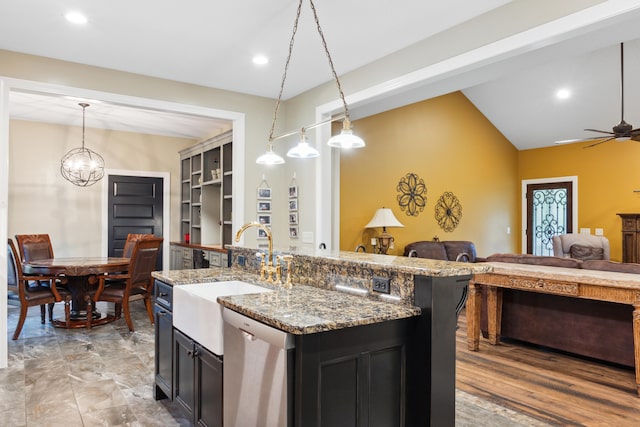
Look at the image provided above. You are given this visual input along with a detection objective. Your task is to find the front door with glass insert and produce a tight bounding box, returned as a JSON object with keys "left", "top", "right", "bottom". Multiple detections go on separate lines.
{"left": 526, "top": 182, "right": 573, "bottom": 255}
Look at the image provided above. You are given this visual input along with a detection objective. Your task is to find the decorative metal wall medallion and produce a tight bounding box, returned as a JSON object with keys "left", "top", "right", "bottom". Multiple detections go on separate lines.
{"left": 435, "top": 191, "right": 462, "bottom": 232}
{"left": 397, "top": 173, "right": 426, "bottom": 216}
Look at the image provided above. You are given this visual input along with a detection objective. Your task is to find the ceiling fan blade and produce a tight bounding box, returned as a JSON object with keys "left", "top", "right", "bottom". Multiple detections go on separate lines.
{"left": 583, "top": 137, "right": 615, "bottom": 148}
{"left": 555, "top": 135, "right": 617, "bottom": 144}
{"left": 583, "top": 128, "right": 615, "bottom": 135}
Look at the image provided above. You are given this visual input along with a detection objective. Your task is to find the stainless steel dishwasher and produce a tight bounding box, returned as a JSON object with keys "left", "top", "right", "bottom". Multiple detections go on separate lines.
{"left": 222, "top": 308, "right": 295, "bottom": 427}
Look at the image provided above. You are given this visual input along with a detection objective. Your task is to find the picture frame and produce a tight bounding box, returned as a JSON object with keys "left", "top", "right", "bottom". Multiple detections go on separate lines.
{"left": 288, "top": 185, "right": 298, "bottom": 198}
{"left": 257, "top": 214, "right": 271, "bottom": 225}
{"left": 289, "top": 226, "right": 299, "bottom": 239}
{"left": 257, "top": 187, "right": 272, "bottom": 200}
{"left": 288, "top": 198, "right": 298, "bottom": 211}
{"left": 288, "top": 212, "right": 298, "bottom": 225}
{"left": 257, "top": 201, "right": 272, "bottom": 212}
{"left": 257, "top": 228, "right": 268, "bottom": 239}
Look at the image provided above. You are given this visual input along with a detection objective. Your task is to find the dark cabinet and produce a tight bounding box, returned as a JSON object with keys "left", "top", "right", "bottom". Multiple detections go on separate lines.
{"left": 154, "top": 280, "right": 173, "bottom": 400}
{"left": 174, "top": 328, "right": 223, "bottom": 427}
{"left": 618, "top": 213, "right": 640, "bottom": 263}
{"left": 295, "top": 318, "right": 415, "bottom": 427}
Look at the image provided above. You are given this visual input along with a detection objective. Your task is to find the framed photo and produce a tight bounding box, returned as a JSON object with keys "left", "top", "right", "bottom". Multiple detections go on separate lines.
{"left": 288, "top": 212, "right": 298, "bottom": 225}
{"left": 257, "top": 187, "right": 272, "bottom": 199}
{"left": 289, "top": 198, "right": 298, "bottom": 211}
{"left": 288, "top": 185, "right": 298, "bottom": 198}
{"left": 289, "top": 226, "right": 299, "bottom": 239}
{"left": 257, "top": 228, "right": 268, "bottom": 239}
{"left": 257, "top": 201, "right": 271, "bottom": 212}
{"left": 257, "top": 214, "right": 271, "bottom": 225}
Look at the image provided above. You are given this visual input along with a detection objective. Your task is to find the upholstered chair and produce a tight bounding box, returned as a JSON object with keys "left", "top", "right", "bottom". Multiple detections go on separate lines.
{"left": 7, "top": 239, "right": 70, "bottom": 339}
{"left": 552, "top": 233, "right": 610, "bottom": 260}
{"left": 93, "top": 237, "right": 163, "bottom": 331}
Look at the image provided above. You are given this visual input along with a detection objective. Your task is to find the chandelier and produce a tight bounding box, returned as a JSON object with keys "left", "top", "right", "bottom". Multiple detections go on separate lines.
{"left": 60, "top": 103, "right": 105, "bottom": 186}
{"left": 256, "top": 0, "right": 365, "bottom": 165}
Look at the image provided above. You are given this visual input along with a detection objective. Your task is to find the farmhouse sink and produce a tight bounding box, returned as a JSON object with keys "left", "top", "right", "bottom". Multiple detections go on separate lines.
{"left": 173, "top": 281, "right": 273, "bottom": 355}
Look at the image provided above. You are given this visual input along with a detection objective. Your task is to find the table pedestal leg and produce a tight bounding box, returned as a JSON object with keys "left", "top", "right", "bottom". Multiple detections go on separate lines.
{"left": 487, "top": 286, "right": 502, "bottom": 345}
{"left": 633, "top": 303, "right": 640, "bottom": 396}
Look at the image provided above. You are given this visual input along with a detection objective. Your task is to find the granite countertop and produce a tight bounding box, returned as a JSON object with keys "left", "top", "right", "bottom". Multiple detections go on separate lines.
{"left": 217, "top": 285, "right": 421, "bottom": 335}
{"left": 152, "top": 268, "right": 421, "bottom": 334}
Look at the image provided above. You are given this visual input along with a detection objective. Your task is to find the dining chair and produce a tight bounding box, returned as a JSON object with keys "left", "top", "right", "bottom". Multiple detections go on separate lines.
{"left": 7, "top": 239, "right": 71, "bottom": 339}
{"left": 93, "top": 237, "right": 163, "bottom": 331}
{"left": 14, "top": 233, "right": 62, "bottom": 322}
{"left": 122, "top": 233, "right": 155, "bottom": 258}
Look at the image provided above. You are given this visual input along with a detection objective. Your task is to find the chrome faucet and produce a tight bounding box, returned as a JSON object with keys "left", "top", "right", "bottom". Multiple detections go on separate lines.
{"left": 355, "top": 244, "right": 366, "bottom": 253}
{"left": 235, "top": 222, "right": 281, "bottom": 283}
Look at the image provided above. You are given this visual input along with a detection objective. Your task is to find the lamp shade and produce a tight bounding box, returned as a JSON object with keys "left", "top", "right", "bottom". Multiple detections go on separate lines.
{"left": 287, "top": 133, "right": 320, "bottom": 158}
{"left": 365, "top": 208, "right": 404, "bottom": 229}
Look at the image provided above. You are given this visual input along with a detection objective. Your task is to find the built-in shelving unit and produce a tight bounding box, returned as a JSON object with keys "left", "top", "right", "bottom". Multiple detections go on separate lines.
{"left": 180, "top": 130, "right": 232, "bottom": 246}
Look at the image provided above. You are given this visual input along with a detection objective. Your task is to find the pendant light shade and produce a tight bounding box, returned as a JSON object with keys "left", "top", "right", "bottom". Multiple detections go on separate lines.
{"left": 60, "top": 103, "right": 105, "bottom": 187}
{"left": 327, "top": 120, "right": 365, "bottom": 149}
{"left": 256, "top": 144, "right": 285, "bottom": 165}
{"left": 287, "top": 130, "right": 320, "bottom": 158}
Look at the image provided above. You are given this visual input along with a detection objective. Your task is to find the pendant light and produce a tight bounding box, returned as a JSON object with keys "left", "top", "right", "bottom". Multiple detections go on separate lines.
{"left": 256, "top": 0, "right": 365, "bottom": 165}
{"left": 60, "top": 103, "right": 105, "bottom": 186}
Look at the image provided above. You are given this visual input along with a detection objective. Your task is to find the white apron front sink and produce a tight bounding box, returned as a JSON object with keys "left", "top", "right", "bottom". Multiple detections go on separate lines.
{"left": 172, "top": 281, "right": 272, "bottom": 355}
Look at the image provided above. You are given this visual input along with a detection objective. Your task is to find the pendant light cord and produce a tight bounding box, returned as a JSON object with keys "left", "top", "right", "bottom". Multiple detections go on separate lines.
{"left": 268, "top": 0, "right": 303, "bottom": 143}
{"left": 268, "top": 0, "right": 351, "bottom": 143}
{"left": 308, "top": 0, "right": 350, "bottom": 121}
{"left": 79, "top": 102, "right": 89, "bottom": 150}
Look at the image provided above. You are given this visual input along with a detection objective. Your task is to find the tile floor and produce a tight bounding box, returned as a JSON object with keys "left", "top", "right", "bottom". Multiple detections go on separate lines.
{"left": 2, "top": 301, "right": 546, "bottom": 426}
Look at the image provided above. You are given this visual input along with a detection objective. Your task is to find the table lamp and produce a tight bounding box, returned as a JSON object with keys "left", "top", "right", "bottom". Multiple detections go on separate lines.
{"left": 365, "top": 207, "right": 404, "bottom": 254}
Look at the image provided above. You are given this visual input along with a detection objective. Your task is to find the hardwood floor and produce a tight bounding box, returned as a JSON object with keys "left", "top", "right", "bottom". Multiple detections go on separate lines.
{"left": 456, "top": 313, "right": 640, "bottom": 426}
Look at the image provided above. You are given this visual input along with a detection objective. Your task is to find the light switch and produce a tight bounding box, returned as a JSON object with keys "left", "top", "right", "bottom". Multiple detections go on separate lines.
{"left": 595, "top": 228, "right": 604, "bottom": 236}
{"left": 580, "top": 228, "right": 591, "bottom": 234}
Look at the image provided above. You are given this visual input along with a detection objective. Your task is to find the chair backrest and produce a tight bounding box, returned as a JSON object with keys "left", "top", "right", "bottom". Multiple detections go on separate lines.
{"left": 552, "top": 233, "right": 610, "bottom": 260}
{"left": 15, "top": 234, "right": 54, "bottom": 262}
{"left": 128, "top": 237, "right": 164, "bottom": 290}
{"left": 7, "top": 239, "right": 20, "bottom": 292}
{"left": 122, "top": 233, "right": 155, "bottom": 258}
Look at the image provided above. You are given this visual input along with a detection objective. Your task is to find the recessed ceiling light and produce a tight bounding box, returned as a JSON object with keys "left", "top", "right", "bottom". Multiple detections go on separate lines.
{"left": 65, "top": 11, "right": 88, "bottom": 24}
{"left": 252, "top": 55, "right": 268, "bottom": 65}
{"left": 556, "top": 88, "right": 571, "bottom": 100}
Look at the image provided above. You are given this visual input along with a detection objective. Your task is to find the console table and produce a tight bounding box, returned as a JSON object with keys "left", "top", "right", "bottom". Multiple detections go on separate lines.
{"left": 466, "top": 262, "right": 640, "bottom": 396}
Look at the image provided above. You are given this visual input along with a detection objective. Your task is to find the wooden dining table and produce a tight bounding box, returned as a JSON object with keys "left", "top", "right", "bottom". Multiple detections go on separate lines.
{"left": 23, "top": 257, "right": 130, "bottom": 329}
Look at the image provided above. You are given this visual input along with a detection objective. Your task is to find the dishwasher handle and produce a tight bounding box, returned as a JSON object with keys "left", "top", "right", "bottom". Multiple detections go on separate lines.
{"left": 222, "top": 307, "right": 294, "bottom": 350}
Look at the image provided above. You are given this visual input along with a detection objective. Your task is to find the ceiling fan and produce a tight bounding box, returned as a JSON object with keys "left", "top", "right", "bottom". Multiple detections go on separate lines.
{"left": 555, "top": 43, "right": 640, "bottom": 148}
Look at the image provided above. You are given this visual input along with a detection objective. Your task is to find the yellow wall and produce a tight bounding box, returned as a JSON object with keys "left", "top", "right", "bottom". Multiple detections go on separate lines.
{"left": 340, "top": 92, "right": 519, "bottom": 257}
{"left": 519, "top": 141, "right": 640, "bottom": 262}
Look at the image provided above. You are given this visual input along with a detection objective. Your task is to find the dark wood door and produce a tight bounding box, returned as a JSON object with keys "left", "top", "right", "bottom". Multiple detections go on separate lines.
{"left": 108, "top": 175, "right": 163, "bottom": 269}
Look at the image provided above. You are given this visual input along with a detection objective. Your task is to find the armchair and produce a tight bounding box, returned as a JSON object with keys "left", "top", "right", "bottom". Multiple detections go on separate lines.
{"left": 552, "top": 233, "right": 610, "bottom": 260}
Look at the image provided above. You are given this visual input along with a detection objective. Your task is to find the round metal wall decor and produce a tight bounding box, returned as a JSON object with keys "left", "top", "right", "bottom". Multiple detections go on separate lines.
{"left": 396, "top": 173, "right": 426, "bottom": 216}
{"left": 435, "top": 191, "right": 462, "bottom": 232}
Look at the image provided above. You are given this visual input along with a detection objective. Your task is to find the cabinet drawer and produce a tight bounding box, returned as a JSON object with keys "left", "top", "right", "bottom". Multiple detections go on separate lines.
{"left": 208, "top": 251, "right": 222, "bottom": 267}
{"left": 154, "top": 280, "right": 173, "bottom": 311}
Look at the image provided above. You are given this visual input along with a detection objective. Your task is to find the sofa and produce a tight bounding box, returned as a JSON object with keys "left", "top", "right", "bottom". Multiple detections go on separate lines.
{"left": 403, "top": 241, "right": 477, "bottom": 262}
{"left": 480, "top": 253, "right": 640, "bottom": 367}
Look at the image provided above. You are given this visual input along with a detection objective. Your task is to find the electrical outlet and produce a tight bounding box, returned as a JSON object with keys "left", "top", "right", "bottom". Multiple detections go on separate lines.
{"left": 237, "top": 255, "right": 245, "bottom": 267}
{"left": 372, "top": 276, "right": 391, "bottom": 294}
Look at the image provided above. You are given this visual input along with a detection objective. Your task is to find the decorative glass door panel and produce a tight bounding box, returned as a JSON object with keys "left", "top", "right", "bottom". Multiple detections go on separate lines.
{"left": 526, "top": 182, "right": 573, "bottom": 255}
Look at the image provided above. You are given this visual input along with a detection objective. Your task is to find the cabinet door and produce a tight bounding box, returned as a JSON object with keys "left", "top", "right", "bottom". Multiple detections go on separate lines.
{"left": 174, "top": 329, "right": 196, "bottom": 419}
{"left": 195, "top": 344, "right": 223, "bottom": 427}
{"left": 154, "top": 303, "right": 173, "bottom": 400}
{"left": 170, "top": 246, "right": 184, "bottom": 270}
{"left": 295, "top": 319, "right": 411, "bottom": 427}
{"left": 622, "top": 231, "right": 636, "bottom": 263}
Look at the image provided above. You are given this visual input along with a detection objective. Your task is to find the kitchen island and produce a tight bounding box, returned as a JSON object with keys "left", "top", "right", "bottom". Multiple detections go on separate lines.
{"left": 152, "top": 249, "right": 490, "bottom": 426}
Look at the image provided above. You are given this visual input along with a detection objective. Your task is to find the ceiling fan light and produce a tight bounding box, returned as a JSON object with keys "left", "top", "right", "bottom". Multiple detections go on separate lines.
{"left": 256, "top": 145, "right": 285, "bottom": 165}
{"left": 616, "top": 136, "right": 631, "bottom": 142}
{"left": 327, "top": 120, "right": 365, "bottom": 149}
